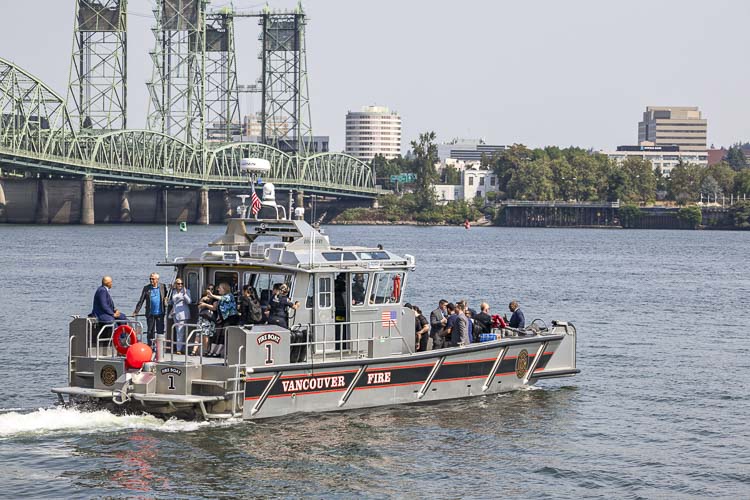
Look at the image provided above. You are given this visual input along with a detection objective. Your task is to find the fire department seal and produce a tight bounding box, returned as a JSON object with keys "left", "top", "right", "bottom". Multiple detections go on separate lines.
{"left": 515, "top": 349, "right": 529, "bottom": 379}
{"left": 100, "top": 365, "right": 117, "bottom": 387}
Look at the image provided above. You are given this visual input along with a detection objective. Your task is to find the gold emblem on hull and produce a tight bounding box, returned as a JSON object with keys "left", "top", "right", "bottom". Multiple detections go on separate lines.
{"left": 100, "top": 365, "right": 117, "bottom": 387}
{"left": 515, "top": 349, "right": 529, "bottom": 379}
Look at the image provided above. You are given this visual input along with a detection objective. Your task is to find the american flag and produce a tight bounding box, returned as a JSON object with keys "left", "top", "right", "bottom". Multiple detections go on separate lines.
{"left": 250, "top": 190, "right": 262, "bottom": 216}
{"left": 381, "top": 310, "right": 397, "bottom": 327}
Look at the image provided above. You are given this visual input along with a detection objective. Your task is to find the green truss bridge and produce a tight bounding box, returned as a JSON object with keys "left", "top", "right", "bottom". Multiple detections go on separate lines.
{"left": 0, "top": 57, "right": 380, "bottom": 199}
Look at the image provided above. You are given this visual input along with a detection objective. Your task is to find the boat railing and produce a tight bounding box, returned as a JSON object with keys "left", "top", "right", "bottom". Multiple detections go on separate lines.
{"left": 290, "top": 318, "right": 413, "bottom": 362}
{"left": 90, "top": 319, "right": 145, "bottom": 360}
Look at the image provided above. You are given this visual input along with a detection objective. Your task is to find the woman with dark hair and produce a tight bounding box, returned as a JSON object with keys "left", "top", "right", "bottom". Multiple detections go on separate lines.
{"left": 240, "top": 285, "right": 263, "bottom": 324}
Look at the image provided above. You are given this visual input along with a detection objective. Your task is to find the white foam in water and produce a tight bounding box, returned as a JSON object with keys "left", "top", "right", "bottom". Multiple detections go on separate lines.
{"left": 0, "top": 407, "right": 240, "bottom": 438}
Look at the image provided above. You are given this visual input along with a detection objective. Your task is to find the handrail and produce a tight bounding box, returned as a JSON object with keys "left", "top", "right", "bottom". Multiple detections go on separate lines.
{"left": 290, "top": 318, "right": 413, "bottom": 362}
{"left": 94, "top": 319, "right": 144, "bottom": 360}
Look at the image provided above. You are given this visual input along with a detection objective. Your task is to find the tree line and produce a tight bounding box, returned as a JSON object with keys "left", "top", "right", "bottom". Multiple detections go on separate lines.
{"left": 371, "top": 137, "right": 750, "bottom": 206}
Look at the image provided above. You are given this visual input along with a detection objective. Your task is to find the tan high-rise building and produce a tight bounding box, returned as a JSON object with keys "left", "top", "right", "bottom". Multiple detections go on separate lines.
{"left": 637, "top": 106, "right": 707, "bottom": 152}
{"left": 345, "top": 106, "right": 402, "bottom": 162}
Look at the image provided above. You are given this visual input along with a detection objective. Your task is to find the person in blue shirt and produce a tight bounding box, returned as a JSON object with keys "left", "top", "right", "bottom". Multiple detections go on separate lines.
{"left": 133, "top": 273, "right": 168, "bottom": 348}
{"left": 91, "top": 276, "right": 127, "bottom": 324}
{"left": 508, "top": 300, "right": 525, "bottom": 329}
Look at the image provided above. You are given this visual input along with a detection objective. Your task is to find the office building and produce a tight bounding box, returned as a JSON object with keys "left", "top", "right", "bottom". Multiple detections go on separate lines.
{"left": 638, "top": 106, "right": 707, "bottom": 152}
{"left": 345, "top": 106, "right": 401, "bottom": 162}
{"left": 604, "top": 144, "right": 707, "bottom": 176}
{"left": 437, "top": 139, "right": 508, "bottom": 162}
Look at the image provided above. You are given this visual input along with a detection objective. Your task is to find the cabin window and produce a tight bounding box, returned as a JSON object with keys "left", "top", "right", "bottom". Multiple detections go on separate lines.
{"left": 243, "top": 271, "right": 255, "bottom": 288}
{"left": 186, "top": 271, "right": 199, "bottom": 304}
{"left": 318, "top": 276, "right": 332, "bottom": 308}
{"left": 369, "top": 272, "right": 404, "bottom": 304}
{"left": 305, "top": 276, "right": 314, "bottom": 309}
{"left": 255, "top": 273, "right": 292, "bottom": 306}
{"left": 322, "top": 252, "right": 357, "bottom": 262}
{"left": 351, "top": 273, "right": 369, "bottom": 306}
{"left": 356, "top": 251, "right": 389, "bottom": 260}
{"left": 213, "top": 271, "right": 239, "bottom": 293}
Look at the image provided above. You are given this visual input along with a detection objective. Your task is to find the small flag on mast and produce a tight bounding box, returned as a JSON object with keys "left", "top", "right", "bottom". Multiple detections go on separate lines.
{"left": 251, "top": 190, "right": 262, "bottom": 216}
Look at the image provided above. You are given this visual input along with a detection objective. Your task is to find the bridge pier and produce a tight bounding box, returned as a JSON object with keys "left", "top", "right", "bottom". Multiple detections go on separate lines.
{"left": 197, "top": 187, "right": 209, "bottom": 225}
{"left": 155, "top": 187, "right": 167, "bottom": 224}
{"left": 0, "top": 179, "right": 6, "bottom": 223}
{"left": 120, "top": 185, "right": 131, "bottom": 223}
{"left": 294, "top": 190, "right": 304, "bottom": 219}
{"left": 35, "top": 179, "right": 49, "bottom": 224}
{"left": 223, "top": 190, "right": 232, "bottom": 222}
{"left": 81, "top": 176, "right": 95, "bottom": 225}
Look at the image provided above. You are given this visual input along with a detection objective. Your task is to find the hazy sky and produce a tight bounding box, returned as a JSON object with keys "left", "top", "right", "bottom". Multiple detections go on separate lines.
{"left": 1, "top": 0, "right": 748, "bottom": 152}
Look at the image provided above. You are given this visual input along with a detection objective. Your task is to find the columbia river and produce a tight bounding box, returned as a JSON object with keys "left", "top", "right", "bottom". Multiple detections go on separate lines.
{"left": 0, "top": 225, "right": 748, "bottom": 498}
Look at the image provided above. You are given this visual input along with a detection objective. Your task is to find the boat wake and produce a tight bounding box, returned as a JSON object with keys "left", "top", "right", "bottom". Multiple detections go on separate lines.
{"left": 0, "top": 406, "right": 240, "bottom": 439}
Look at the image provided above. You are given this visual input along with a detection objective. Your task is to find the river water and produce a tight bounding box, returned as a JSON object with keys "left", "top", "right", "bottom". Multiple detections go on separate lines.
{"left": 0, "top": 224, "right": 748, "bottom": 498}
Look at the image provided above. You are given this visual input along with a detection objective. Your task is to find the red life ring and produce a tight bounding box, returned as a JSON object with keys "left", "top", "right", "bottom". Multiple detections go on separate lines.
{"left": 113, "top": 325, "right": 137, "bottom": 355}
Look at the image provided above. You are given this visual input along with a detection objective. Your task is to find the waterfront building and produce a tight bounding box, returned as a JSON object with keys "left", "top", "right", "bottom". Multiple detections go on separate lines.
{"left": 603, "top": 144, "right": 707, "bottom": 176}
{"left": 345, "top": 106, "right": 401, "bottom": 161}
{"left": 638, "top": 106, "right": 707, "bottom": 152}
{"left": 433, "top": 166, "right": 498, "bottom": 204}
{"left": 437, "top": 139, "right": 508, "bottom": 162}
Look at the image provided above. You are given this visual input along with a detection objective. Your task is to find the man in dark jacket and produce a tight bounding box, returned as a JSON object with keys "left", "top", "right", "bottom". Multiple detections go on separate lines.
{"left": 508, "top": 300, "right": 525, "bottom": 329}
{"left": 473, "top": 302, "right": 493, "bottom": 339}
{"left": 133, "top": 272, "right": 168, "bottom": 347}
{"left": 91, "top": 276, "right": 127, "bottom": 323}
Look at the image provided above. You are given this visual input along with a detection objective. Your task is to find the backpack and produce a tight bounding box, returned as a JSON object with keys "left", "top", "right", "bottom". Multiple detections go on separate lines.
{"left": 249, "top": 299, "right": 262, "bottom": 323}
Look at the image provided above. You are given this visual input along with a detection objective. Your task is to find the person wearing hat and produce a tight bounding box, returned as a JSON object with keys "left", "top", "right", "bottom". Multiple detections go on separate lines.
{"left": 268, "top": 282, "right": 299, "bottom": 328}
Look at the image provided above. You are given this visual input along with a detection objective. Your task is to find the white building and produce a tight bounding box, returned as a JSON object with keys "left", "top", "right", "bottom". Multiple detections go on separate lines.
{"left": 433, "top": 167, "right": 498, "bottom": 204}
{"left": 604, "top": 144, "right": 708, "bottom": 176}
{"left": 345, "top": 106, "right": 401, "bottom": 162}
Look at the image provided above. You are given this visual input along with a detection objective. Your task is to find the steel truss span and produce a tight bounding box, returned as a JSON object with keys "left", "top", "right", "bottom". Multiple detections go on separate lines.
{"left": 0, "top": 58, "right": 377, "bottom": 197}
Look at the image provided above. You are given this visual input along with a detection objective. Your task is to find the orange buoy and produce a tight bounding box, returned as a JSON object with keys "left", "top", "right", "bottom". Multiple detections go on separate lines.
{"left": 125, "top": 342, "right": 153, "bottom": 370}
{"left": 113, "top": 324, "right": 137, "bottom": 355}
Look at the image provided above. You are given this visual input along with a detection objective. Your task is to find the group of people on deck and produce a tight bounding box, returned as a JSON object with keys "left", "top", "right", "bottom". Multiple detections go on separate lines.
{"left": 406, "top": 299, "right": 525, "bottom": 352}
{"left": 90, "top": 274, "right": 299, "bottom": 358}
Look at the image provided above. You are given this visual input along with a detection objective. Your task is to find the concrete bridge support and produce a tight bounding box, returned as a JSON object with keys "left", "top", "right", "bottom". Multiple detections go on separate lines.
{"left": 0, "top": 179, "right": 6, "bottom": 223}
{"left": 120, "top": 185, "right": 131, "bottom": 223}
{"left": 35, "top": 179, "right": 49, "bottom": 224}
{"left": 197, "top": 187, "right": 209, "bottom": 225}
{"left": 223, "top": 190, "right": 232, "bottom": 222}
{"left": 81, "top": 176, "right": 95, "bottom": 225}
{"left": 295, "top": 190, "right": 304, "bottom": 219}
{"left": 155, "top": 187, "right": 167, "bottom": 224}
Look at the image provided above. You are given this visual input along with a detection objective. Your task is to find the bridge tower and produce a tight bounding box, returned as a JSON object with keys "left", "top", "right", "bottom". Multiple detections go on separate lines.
{"left": 259, "top": 5, "right": 313, "bottom": 156}
{"left": 147, "top": 0, "right": 207, "bottom": 145}
{"left": 205, "top": 11, "right": 240, "bottom": 143}
{"left": 67, "top": 0, "right": 128, "bottom": 131}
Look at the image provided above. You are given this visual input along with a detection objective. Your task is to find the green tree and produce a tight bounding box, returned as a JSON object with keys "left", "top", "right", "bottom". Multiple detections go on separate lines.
{"left": 620, "top": 157, "right": 657, "bottom": 202}
{"left": 728, "top": 201, "right": 750, "bottom": 228}
{"left": 668, "top": 161, "right": 703, "bottom": 204}
{"left": 506, "top": 159, "right": 555, "bottom": 200}
{"left": 442, "top": 165, "right": 461, "bottom": 184}
{"left": 489, "top": 144, "right": 534, "bottom": 195}
{"left": 700, "top": 175, "right": 721, "bottom": 198}
{"left": 677, "top": 206, "right": 702, "bottom": 228}
{"left": 733, "top": 169, "right": 750, "bottom": 196}
{"left": 618, "top": 204, "right": 643, "bottom": 228}
{"left": 725, "top": 145, "right": 748, "bottom": 171}
{"left": 410, "top": 131, "right": 439, "bottom": 211}
{"left": 704, "top": 162, "right": 735, "bottom": 195}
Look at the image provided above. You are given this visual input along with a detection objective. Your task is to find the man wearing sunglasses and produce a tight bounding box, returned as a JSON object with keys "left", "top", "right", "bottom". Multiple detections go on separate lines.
{"left": 133, "top": 273, "right": 168, "bottom": 348}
